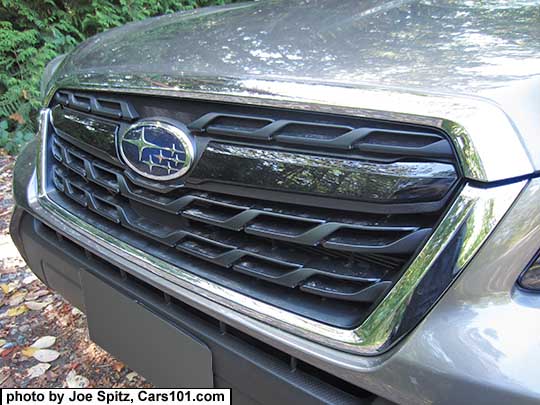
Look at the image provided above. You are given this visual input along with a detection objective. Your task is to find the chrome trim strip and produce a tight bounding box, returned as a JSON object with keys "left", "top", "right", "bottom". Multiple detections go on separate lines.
{"left": 33, "top": 108, "right": 526, "bottom": 354}
{"left": 191, "top": 142, "right": 458, "bottom": 203}
{"left": 45, "top": 73, "right": 534, "bottom": 182}
{"left": 50, "top": 106, "right": 118, "bottom": 158}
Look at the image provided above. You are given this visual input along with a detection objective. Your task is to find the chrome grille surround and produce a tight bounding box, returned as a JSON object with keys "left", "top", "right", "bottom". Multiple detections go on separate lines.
{"left": 45, "top": 90, "right": 463, "bottom": 327}
{"left": 33, "top": 94, "right": 526, "bottom": 354}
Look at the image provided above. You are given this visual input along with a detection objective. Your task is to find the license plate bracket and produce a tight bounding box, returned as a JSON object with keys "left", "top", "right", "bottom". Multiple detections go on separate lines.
{"left": 81, "top": 270, "right": 213, "bottom": 388}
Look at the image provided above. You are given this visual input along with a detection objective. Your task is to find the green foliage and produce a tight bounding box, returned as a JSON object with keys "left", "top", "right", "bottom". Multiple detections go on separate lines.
{"left": 0, "top": 119, "right": 33, "bottom": 154}
{"left": 0, "top": 0, "right": 238, "bottom": 155}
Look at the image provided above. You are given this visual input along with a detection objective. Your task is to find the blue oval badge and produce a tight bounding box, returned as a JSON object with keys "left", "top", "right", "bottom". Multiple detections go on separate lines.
{"left": 119, "top": 120, "right": 195, "bottom": 181}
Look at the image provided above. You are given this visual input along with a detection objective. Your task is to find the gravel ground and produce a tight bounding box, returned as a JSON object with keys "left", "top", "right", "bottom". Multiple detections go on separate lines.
{"left": 0, "top": 152, "right": 152, "bottom": 388}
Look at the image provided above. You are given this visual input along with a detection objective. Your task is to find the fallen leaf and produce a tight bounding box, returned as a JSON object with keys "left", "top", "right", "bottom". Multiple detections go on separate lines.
{"left": 112, "top": 361, "right": 124, "bottom": 373}
{"left": 126, "top": 371, "right": 139, "bottom": 382}
{"left": 22, "top": 275, "right": 37, "bottom": 285}
{"left": 21, "top": 347, "right": 38, "bottom": 357}
{"left": 26, "top": 300, "right": 51, "bottom": 311}
{"left": 6, "top": 305, "right": 27, "bottom": 317}
{"left": 26, "top": 363, "right": 50, "bottom": 380}
{"left": 5, "top": 281, "right": 20, "bottom": 294}
{"left": 8, "top": 291, "right": 27, "bottom": 306}
{"left": 31, "top": 336, "right": 56, "bottom": 349}
{"left": 33, "top": 349, "right": 60, "bottom": 363}
{"left": 59, "top": 316, "right": 69, "bottom": 327}
{"left": 9, "top": 112, "right": 25, "bottom": 124}
{"left": 66, "top": 370, "right": 89, "bottom": 388}
{"left": 71, "top": 307, "right": 83, "bottom": 316}
{"left": 0, "top": 339, "right": 6, "bottom": 347}
{"left": 0, "top": 284, "right": 8, "bottom": 294}
{"left": 25, "top": 290, "right": 49, "bottom": 301}
{"left": 1, "top": 346, "right": 17, "bottom": 358}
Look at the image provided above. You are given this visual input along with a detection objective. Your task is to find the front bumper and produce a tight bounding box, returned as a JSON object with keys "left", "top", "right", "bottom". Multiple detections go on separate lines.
{"left": 11, "top": 140, "right": 540, "bottom": 404}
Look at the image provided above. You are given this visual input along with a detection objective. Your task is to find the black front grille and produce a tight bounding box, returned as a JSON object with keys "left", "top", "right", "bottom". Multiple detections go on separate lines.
{"left": 45, "top": 90, "right": 461, "bottom": 329}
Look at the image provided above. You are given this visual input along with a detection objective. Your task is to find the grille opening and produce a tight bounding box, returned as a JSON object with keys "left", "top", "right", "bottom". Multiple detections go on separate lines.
{"left": 185, "top": 102, "right": 455, "bottom": 161}
{"left": 92, "top": 195, "right": 120, "bottom": 222}
{"left": 98, "top": 99, "right": 122, "bottom": 112}
{"left": 65, "top": 150, "right": 86, "bottom": 175}
{"left": 276, "top": 123, "right": 351, "bottom": 140}
{"left": 326, "top": 228, "right": 412, "bottom": 247}
{"left": 295, "top": 360, "right": 375, "bottom": 399}
{"left": 177, "top": 236, "right": 230, "bottom": 259}
{"left": 183, "top": 201, "right": 244, "bottom": 223}
{"left": 72, "top": 94, "right": 92, "bottom": 111}
{"left": 299, "top": 276, "right": 392, "bottom": 302}
{"left": 362, "top": 131, "right": 441, "bottom": 147}
{"left": 302, "top": 276, "right": 376, "bottom": 295}
{"left": 209, "top": 115, "right": 271, "bottom": 132}
{"left": 233, "top": 257, "right": 300, "bottom": 279}
{"left": 51, "top": 140, "right": 62, "bottom": 161}
{"left": 45, "top": 188, "right": 376, "bottom": 327}
{"left": 53, "top": 90, "right": 137, "bottom": 120}
{"left": 68, "top": 182, "right": 88, "bottom": 206}
{"left": 93, "top": 164, "right": 118, "bottom": 186}
{"left": 51, "top": 168, "right": 65, "bottom": 192}
{"left": 360, "top": 253, "right": 408, "bottom": 269}
{"left": 246, "top": 215, "right": 321, "bottom": 237}
{"left": 55, "top": 91, "right": 69, "bottom": 105}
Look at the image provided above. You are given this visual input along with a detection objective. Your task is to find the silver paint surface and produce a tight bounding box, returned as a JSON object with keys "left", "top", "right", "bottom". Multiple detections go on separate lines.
{"left": 59, "top": 0, "right": 540, "bottom": 94}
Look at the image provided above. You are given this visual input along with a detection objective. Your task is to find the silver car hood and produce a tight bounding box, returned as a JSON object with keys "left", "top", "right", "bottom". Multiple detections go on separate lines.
{"left": 48, "top": 0, "right": 540, "bottom": 171}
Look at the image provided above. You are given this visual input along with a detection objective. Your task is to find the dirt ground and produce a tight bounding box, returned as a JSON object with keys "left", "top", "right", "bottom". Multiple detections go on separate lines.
{"left": 0, "top": 152, "right": 152, "bottom": 388}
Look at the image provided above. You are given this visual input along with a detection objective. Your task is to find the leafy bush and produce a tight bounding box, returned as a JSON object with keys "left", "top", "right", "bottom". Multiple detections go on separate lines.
{"left": 0, "top": 119, "right": 34, "bottom": 154}
{"left": 0, "top": 0, "right": 240, "bottom": 155}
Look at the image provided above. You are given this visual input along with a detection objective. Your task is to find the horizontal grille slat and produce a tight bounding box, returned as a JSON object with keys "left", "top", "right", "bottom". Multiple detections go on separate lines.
{"left": 189, "top": 112, "right": 455, "bottom": 158}
{"left": 55, "top": 91, "right": 138, "bottom": 120}
{"left": 190, "top": 143, "right": 457, "bottom": 205}
{"left": 45, "top": 90, "right": 462, "bottom": 328}
{"left": 300, "top": 278, "right": 392, "bottom": 302}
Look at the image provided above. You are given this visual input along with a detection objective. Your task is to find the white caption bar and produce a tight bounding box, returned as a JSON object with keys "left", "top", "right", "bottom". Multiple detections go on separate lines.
{"left": 1, "top": 389, "right": 231, "bottom": 405}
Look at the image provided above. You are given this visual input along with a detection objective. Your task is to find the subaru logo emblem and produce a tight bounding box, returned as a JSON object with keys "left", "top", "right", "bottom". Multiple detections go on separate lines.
{"left": 119, "top": 120, "right": 195, "bottom": 181}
